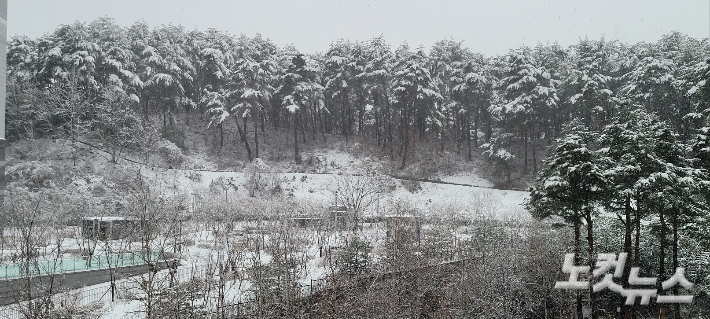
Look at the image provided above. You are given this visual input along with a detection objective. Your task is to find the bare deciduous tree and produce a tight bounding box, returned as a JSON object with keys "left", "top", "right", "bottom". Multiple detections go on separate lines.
{"left": 331, "top": 172, "right": 394, "bottom": 231}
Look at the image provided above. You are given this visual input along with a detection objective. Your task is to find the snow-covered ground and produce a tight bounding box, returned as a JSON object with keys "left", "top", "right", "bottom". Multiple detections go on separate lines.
{"left": 127, "top": 149, "right": 529, "bottom": 220}
{"left": 3, "top": 140, "right": 531, "bottom": 318}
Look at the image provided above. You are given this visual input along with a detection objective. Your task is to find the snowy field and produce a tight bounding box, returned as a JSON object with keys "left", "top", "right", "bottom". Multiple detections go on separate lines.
{"left": 2, "top": 142, "right": 531, "bottom": 318}
{"left": 123, "top": 147, "right": 529, "bottom": 221}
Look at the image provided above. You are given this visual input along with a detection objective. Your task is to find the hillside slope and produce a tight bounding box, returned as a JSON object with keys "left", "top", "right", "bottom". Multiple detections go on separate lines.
{"left": 5, "top": 112, "right": 529, "bottom": 219}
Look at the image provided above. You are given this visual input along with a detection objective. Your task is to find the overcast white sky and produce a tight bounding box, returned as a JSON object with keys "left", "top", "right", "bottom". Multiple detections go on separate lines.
{"left": 8, "top": 0, "right": 710, "bottom": 56}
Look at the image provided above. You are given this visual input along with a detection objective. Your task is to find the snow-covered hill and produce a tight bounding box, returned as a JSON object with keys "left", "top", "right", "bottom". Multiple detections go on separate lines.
{"left": 6, "top": 138, "right": 529, "bottom": 220}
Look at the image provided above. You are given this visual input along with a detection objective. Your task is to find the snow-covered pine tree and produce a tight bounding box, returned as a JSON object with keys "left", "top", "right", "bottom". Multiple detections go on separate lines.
{"left": 452, "top": 55, "right": 495, "bottom": 159}
{"left": 92, "top": 88, "right": 147, "bottom": 163}
{"left": 277, "top": 53, "right": 323, "bottom": 163}
{"left": 140, "top": 24, "right": 195, "bottom": 128}
{"left": 565, "top": 39, "right": 617, "bottom": 131}
{"left": 526, "top": 118, "right": 608, "bottom": 318}
{"left": 89, "top": 17, "right": 143, "bottom": 104}
{"left": 495, "top": 46, "right": 559, "bottom": 174}
{"left": 619, "top": 44, "right": 690, "bottom": 136}
{"left": 321, "top": 40, "right": 369, "bottom": 140}
{"left": 598, "top": 106, "right": 662, "bottom": 267}
{"left": 230, "top": 35, "right": 278, "bottom": 160}
{"left": 390, "top": 46, "right": 442, "bottom": 169}
{"left": 359, "top": 36, "right": 394, "bottom": 148}
{"left": 429, "top": 39, "right": 472, "bottom": 153}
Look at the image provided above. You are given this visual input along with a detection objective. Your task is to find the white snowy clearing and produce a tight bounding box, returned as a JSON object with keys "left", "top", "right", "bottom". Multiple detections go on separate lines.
{"left": 3, "top": 141, "right": 531, "bottom": 318}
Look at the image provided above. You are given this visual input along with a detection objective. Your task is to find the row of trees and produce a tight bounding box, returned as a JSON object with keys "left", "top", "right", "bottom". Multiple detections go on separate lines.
{"left": 8, "top": 18, "right": 710, "bottom": 173}
{"left": 4, "top": 158, "right": 707, "bottom": 318}
{"left": 527, "top": 107, "right": 710, "bottom": 318}
{"left": 2, "top": 177, "right": 572, "bottom": 318}
{"left": 2, "top": 170, "right": 189, "bottom": 318}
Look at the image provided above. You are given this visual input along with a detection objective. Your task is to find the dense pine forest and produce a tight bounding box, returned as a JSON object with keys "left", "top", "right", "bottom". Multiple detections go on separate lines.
{"left": 3, "top": 17, "right": 710, "bottom": 318}
{"left": 7, "top": 18, "right": 710, "bottom": 179}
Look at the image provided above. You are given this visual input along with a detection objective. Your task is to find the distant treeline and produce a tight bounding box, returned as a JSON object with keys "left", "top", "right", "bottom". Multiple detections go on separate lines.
{"left": 6, "top": 18, "right": 710, "bottom": 173}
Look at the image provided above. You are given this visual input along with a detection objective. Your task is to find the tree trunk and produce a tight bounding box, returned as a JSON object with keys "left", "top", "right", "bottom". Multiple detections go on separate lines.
{"left": 418, "top": 112, "right": 426, "bottom": 140}
{"left": 399, "top": 108, "right": 405, "bottom": 158}
{"left": 254, "top": 106, "right": 259, "bottom": 159}
{"left": 532, "top": 118, "right": 538, "bottom": 173}
{"left": 219, "top": 123, "right": 224, "bottom": 148}
{"left": 358, "top": 99, "right": 364, "bottom": 136}
{"left": 319, "top": 107, "right": 327, "bottom": 143}
{"left": 185, "top": 105, "right": 190, "bottom": 126}
{"left": 348, "top": 101, "right": 354, "bottom": 138}
{"left": 235, "top": 117, "right": 252, "bottom": 161}
{"left": 523, "top": 126, "right": 528, "bottom": 175}
{"left": 622, "top": 195, "right": 633, "bottom": 317}
{"left": 261, "top": 108, "right": 266, "bottom": 133}
{"left": 485, "top": 104, "right": 492, "bottom": 142}
{"left": 300, "top": 112, "right": 307, "bottom": 144}
{"left": 586, "top": 208, "right": 597, "bottom": 319}
{"left": 311, "top": 104, "right": 317, "bottom": 141}
{"left": 376, "top": 109, "right": 381, "bottom": 146}
{"left": 272, "top": 99, "right": 281, "bottom": 129}
{"left": 658, "top": 207, "right": 667, "bottom": 316}
{"left": 439, "top": 125, "right": 445, "bottom": 154}
{"left": 401, "top": 104, "right": 410, "bottom": 170}
{"left": 453, "top": 108, "right": 466, "bottom": 154}
{"left": 574, "top": 219, "right": 583, "bottom": 319}
{"left": 341, "top": 94, "right": 349, "bottom": 139}
{"left": 672, "top": 210, "right": 680, "bottom": 319}
{"left": 386, "top": 96, "right": 394, "bottom": 159}
{"left": 473, "top": 104, "right": 479, "bottom": 148}
{"left": 634, "top": 200, "right": 641, "bottom": 267}
{"left": 467, "top": 112, "right": 472, "bottom": 161}
{"left": 294, "top": 113, "right": 301, "bottom": 163}
{"left": 623, "top": 195, "right": 632, "bottom": 254}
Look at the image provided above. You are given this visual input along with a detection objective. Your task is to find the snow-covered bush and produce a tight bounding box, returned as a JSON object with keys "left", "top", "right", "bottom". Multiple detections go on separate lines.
{"left": 481, "top": 132, "right": 516, "bottom": 184}
{"left": 245, "top": 158, "right": 281, "bottom": 197}
{"left": 337, "top": 238, "right": 372, "bottom": 277}
{"left": 398, "top": 179, "right": 420, "bottom": 193}
{"left": 303, "top": 154, "right": 325, "bottom": 172}
{"left": 156, "top": 140, "right": 185, "bottom": 168}
{"left": 152, "top": 279, "right": 210, "bottom": 318}
{"left": 6, "top": 162, "right": 56, "bottom": 189}
{"left": 160, "top": 125, "right": 187, "bottom": 151}
{"left": 187, "top": 171, "right": 202, "bottom": 183}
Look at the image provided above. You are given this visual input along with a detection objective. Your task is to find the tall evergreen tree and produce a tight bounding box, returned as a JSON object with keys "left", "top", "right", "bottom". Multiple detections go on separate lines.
{"left": 496, "top": 46, "right": 559, "bottom": 174}
{"left": 452, "top": 55, "right": 495, "bottom": 159}
{"left": 278, "top": 54, "right": 323, "bottom": 163}
{"left": 390, "top": 46, "right": 441, "bottom": 169}
{"left": 565, "top": 39, "right": 617, "bottom": 131}
{"left": 527, "top": 119, "right": 608, "bottom": 318}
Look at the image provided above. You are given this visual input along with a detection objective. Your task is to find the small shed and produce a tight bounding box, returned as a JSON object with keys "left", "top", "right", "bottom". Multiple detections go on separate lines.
{"left": 82, "top": 217, "right": 140, "bottom": 240}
